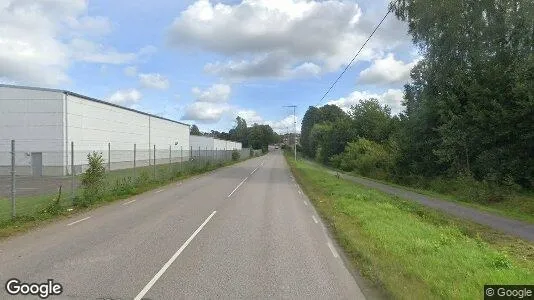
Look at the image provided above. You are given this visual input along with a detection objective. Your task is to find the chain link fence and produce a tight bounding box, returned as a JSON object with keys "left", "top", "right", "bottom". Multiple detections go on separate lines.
{"left": 0, "top": 140, "right": 258, "bottom": 222}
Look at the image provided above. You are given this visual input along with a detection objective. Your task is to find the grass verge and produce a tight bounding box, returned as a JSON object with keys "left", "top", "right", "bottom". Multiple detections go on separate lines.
{"left": 286, "top": 153, "right": 534, "bottom": 299}
{"left": 0, "top": 155, "right": 259, "bottom": 239}
{"left": 312, "top": 160, "right": 534, "bottom": 224}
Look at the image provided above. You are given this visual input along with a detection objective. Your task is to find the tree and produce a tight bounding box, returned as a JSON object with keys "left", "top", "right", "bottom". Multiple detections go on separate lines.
{"left": 350, "top": 98, "right": 394, "bottom": 143}
{"left": 229, "top": 116, "right": 249, "bottom": 147}
{"left": 190, "top": 124, "right": 201, "bottom": 136}
{"left": 301, "top": 106, "right": 322, "bottom": 158}
{"left": 391, "top": 0, "right": 534, "bottom": 187}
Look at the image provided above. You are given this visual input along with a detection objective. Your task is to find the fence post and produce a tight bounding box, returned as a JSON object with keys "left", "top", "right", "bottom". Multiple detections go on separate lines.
{"left": 10, "top": 140, "right": 16, "bottom": 219}
{"left": 108, "top": 142, "right": 111, "bottom": 171}
{"left": 133, "top": 144, "right": 137, "bottom": 178}
{"left": 180, "top": 146, "right": 183, "bottom": 172}
{"left": 198, "top": 146, "right": 201, "bottom": 167}
{"left": 205, "top": 146, "right": 208, "bottom": 164}
{"left": 169, "top": 145, "right": 172, "bottom": 175}
{"left": 71, "top": 141, "right": 75, "bottom": 199}
{"left": 153, "top": 145, "right": 156, "bottom": 179}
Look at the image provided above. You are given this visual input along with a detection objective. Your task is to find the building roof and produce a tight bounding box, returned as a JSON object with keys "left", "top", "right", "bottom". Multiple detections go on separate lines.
{"left": 0, "top": 84, "right": 190, "bottom": 127}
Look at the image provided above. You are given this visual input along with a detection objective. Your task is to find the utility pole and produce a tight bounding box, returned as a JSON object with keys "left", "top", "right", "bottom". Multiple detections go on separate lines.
{"left": 283, "top": 105, "right": 297, "bottom": 160}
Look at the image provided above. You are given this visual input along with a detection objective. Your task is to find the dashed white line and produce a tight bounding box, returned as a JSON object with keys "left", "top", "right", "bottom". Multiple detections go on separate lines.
{"left": 298, "top": 190, "right": 302, "bottom": 195}
{"left": 327, "top": 242, "right": 339, "bottom": 258}
{"left": 228, "top": 177, "right": 249, "bottom": 198}
{"left": 134, "top": 211, "right": 217, "bottom": 300}
{"left": 250, "top": 166, "right": 259, "bottom": 175}
{"left": 123, "top": 199, "right": 136, "bottom": 206}
{"left": 67, "top": 216, "right": 91, "bottom": 226}
{"left": 303, "top": 200, "right": 308, "bottom": 206}
{"left": 312, "top": 215, "right": 319, "bottom": 224}
{"left": 155, "top": 189, "right": 165, "bottom": 194}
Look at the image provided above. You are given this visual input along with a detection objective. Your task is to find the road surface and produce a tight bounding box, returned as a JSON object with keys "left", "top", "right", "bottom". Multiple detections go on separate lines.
{"left": 0, "top": 151, "right": 365, "bottom": 299}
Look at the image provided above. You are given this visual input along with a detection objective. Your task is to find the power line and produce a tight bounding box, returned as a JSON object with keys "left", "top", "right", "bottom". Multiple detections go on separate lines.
{"left": 316, "top": 9, "right": 392, "bottom": 107}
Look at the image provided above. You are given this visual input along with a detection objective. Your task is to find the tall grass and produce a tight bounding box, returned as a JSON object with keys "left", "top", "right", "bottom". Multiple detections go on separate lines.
{"left": 287, "top": 154, "right": 534, "bottom": 299}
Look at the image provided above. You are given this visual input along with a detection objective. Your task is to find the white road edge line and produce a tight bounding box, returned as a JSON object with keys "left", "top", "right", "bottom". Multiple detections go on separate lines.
{"left": 134, "top": 211, "right": 217, "bottom": 300}
{"left": 312, "top": 215, "right": 319, "bottom": 224}
{"left": 298, "top": 190, "right": 302, "bottom": 195}
{"left": 155, "top": 189, "right": 165, "bottom": 194}
{"left": 303, "top": 200, "right": 308, "bottom": 206}
{"left": 227, "top": 177, "right": 248, "bottom": 198}
{"left": 123, "top": 199, "right": 136, "bottom": 206}
{"left": 327, "top": 242, "right": 339, "bottom": 258}
{"left": 67, "top": 216, "right": 91, "bottom": 226}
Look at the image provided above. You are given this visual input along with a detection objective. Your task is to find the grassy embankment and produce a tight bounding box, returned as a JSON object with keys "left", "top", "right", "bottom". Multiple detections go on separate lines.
{"left": 286, "top": 153, "right": 534, "bottom": 299}
{"left": 0, "top": 153, "right": 258, "bottom": 238}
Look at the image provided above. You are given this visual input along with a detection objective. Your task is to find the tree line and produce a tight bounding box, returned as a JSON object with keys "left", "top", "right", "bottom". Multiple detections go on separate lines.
{"left": 190, "top": 117, "right": 280, "bottom": 152}
{"left": 301, "top": 0, "right": 533, "bottom": 201}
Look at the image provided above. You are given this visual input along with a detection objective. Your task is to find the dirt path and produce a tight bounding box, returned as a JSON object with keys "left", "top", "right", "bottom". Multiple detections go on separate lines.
{"left": 326, "top": 170, "right": 534, "bottom": 242}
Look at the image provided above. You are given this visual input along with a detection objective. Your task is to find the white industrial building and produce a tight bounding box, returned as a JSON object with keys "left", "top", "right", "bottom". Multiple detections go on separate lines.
{"left": 189, "top": 135, "right": 242, "bottom": 152}
{"left": 0, "top": 84, "right": 191, "bottom": 176}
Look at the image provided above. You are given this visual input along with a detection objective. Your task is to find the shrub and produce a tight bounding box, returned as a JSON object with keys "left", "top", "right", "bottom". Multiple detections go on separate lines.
{"left": 79, "top": 151, "right": 106, "bottom": 206}
{"left": 232, "top": 150, "right": 240, "bottom": 161}
{"left": 331, "top": 138, "right": 394, "bottom": 179}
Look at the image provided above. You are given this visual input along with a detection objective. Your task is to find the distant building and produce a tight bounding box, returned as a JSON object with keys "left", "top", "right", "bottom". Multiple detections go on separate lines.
{"left": 0, "top": 84, "right": 191, "bottom": 176}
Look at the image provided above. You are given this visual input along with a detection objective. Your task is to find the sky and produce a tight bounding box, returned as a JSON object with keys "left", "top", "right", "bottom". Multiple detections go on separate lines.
{"left": 0, "top": 0, "right": 418, "bottom": 134}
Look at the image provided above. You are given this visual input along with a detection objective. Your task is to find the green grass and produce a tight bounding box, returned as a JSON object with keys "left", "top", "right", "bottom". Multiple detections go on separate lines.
{"left": 313, "top": 160, "right": 534, "bottom": 224}
{"left": 0, "top": 155, "right": 254, "bottom": 239}
{"left": 286, "top": 154, "right": 534, "bottom": 299}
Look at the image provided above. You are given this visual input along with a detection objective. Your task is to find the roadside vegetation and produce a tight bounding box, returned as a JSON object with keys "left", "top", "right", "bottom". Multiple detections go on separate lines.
{"left": 0, "top": 150, "right": 262, "bottom": 239}
{"left": 300, "top": 0, "right": 533, "bottom": 222}
{"left": 286, "top": 153, "right": 534, "bottom": 299}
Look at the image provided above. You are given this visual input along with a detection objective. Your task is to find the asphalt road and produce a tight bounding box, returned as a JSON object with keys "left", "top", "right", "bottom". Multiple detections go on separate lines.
{"left": 0, "top": 151, "right": 365, "bottom": 299}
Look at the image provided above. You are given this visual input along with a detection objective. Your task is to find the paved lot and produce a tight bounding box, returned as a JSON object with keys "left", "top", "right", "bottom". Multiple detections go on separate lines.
{"left": 0, "top": 151, "right": 365, "bottom": 299}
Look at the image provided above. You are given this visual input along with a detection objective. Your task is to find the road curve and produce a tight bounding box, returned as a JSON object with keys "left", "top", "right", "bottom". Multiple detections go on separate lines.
{"left": 0, "top": 151, "right": 364, "bottom": 299}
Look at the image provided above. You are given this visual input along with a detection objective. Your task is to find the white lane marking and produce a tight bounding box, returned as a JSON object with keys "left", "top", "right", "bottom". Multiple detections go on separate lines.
{"left": 327, "top": 242, "right": 339, "bottom": 258}
{"left": 227, "top": 177, "right": 249, "bottom": 198}
{"left": 134, "top": 211, "right": 217, "bottom": 300}
{"left": 123, "top": 199, "right": 136, "bottom": 206}
{"left": 298, "top": 190, "right": 302, "bottom": 195}
{"left": 155, "top": 189, "right": 165, "bottom": 194}
{"left": 303, "top": 200, "right": 308, "bottom": 206}
{"left": 177, "top": 182, "right": 183, "bottom": 187}
{"left": 312, "top": 215, "right": 319, "bottom": 224}
{"left": 67, "top": 216, "right": 91, "bottom": 226}
{"left": 250, "top": 166, "right": 259, "bottom": 175}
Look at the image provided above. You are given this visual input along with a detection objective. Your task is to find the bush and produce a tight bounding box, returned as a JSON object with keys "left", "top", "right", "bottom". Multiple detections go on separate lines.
{"left": 232, "top": 150, "right": 240, "bottom": 161}
{"left": 79, "top": 152, "right": 106, "bottom": 206}
{"left": 331, "top": 138, "right": 394, "bottom": 179}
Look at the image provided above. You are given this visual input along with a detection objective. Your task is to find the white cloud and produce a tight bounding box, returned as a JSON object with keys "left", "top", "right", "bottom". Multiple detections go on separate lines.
{"left": 358, "top": 53, "right": 419, "bottom": 85}
{"left": 168, "top": 0, "right": 410, "bottom": 80}
{"left": 205, "top": 53, "right": 321, "bottom": 81}
{"left": 182, "top": 102, "right": 232, "bottom": 123}
{"left": 124, "top": 66, "right": 137, "bottom": 77}
{"left": 181, "top": 84, "right": 233, "bottom": 123}
{"left": 236, "top": 109, "right": 264, "bottom": 124}
{"left": 0, "top": 0, "right": 154, "bottom": 86}
{"left": 266, "top": 115, "right": 301, "bottom": 134}
{"left": 327, "top": 89, "right": 405, "bottom": 115}
{"left": 139, "top": 73, "right": 170, "bottom": 89}
{"left": 69, "top": 38, "right": 137, "bottom": 64}
{"left": 108, "top": 89, "right": 142, "bottom": 105}
{"left": 192, "top": 84, "right": 231, "bottom": 103}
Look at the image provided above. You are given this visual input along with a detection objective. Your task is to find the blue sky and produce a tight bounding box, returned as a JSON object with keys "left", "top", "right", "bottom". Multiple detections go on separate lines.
{"left": 0, "top": 0, "right": 418, "bottom": 133}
